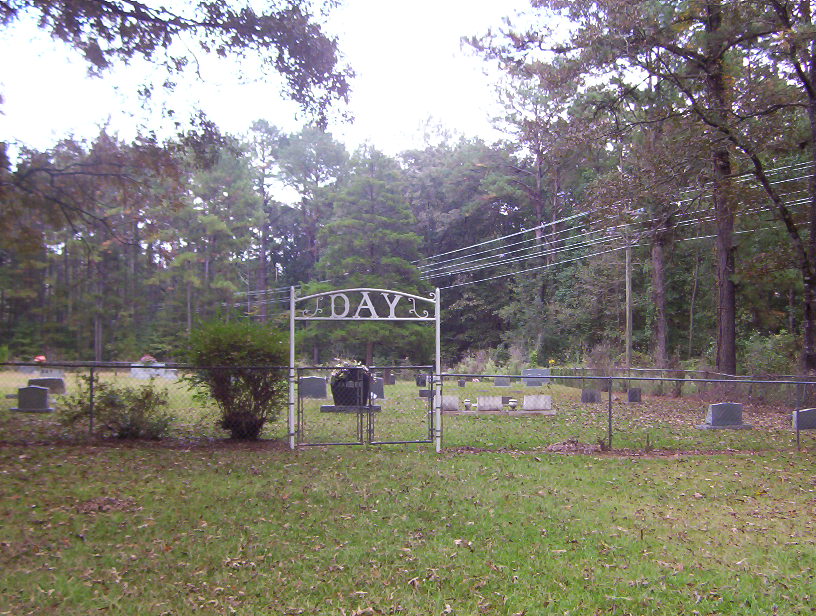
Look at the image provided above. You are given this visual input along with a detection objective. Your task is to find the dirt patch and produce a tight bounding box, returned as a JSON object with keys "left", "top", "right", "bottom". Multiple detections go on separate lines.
{"left": 75, "top": 496, "right": 141, "bottom": 514}
{"left": 545, "top": 439, "right": 603, "bottom": 454}
{"left": 0, "top": 436, "right": 291, "bottom": 452}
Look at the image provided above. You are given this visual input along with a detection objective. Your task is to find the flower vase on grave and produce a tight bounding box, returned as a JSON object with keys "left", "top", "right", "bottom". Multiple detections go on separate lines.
{"left": 330, "top": 364, "right": 371, "bottom": 406}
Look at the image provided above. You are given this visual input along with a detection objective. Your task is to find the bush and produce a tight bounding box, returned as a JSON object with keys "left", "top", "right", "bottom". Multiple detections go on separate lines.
{"left": 186, "top": 320, "right": 288, "bottom": 440}
{"left": 61, "top": 376, "right": 172, "bottom": 439}
{"left": 739, "top": 331, "right": 798, "bottom": 376}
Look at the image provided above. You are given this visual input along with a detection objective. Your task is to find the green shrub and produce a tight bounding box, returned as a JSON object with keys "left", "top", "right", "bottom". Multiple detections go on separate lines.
{"left": 739, "top": 330, "right": 798, "bottom": 376}
{"left": 61, "top": 376, "right": 172, "bottom": 439}
{"left": 186, "top": 320, "right": 288, "bottom": 440}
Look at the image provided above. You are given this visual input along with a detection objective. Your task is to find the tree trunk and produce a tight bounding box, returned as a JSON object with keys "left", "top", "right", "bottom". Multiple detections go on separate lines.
{"left": 688, "top": 249, "right": 700, "bottom": 358}
{"left": 365, "top": 340, "right": 374, "bottom": 366}
{"left": 804, "top": 33, "right": 816, "bottom": 370}
{"left": 258, "top": 218, "right": 270, "bottom": 323}
{"left": 651, "top": 236, "right": 669, "bottom": 369}
{"left": 705, "top": 0, "right": 737, "bottom": 375}
{"left": 186, "top": 280, "right": 193, "bottom": 335}
{"left": 94, "top": 313, "right": 103, "bottom": 362}
{"left": 625, "top": 243, "right": 633, "bottom": 368}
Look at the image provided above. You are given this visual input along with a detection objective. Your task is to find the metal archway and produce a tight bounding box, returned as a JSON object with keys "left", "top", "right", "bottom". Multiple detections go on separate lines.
{"left": 288, "top": 287, "right": 441, "bottom": 451}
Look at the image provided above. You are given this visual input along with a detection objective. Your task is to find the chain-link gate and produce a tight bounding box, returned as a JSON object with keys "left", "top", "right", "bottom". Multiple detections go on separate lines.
{"left": 289, "top": 288, "right": 442, "bottom": 450}
{"left": 295, "top": 366, "right": 435, "bottom": 446}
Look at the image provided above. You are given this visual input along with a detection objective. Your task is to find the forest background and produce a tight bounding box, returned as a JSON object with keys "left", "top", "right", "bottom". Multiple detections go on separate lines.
{"left": 2, "top": 0, "right": 815, "bottom": 377}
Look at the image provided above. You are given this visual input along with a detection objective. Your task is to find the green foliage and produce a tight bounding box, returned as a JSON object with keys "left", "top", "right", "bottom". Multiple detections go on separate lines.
{"left": 186, "top": 319, "right": 288, "bottom": 439}
{"left": 60, "top": 376, "right": 172, "bottom": 439}
{"left": 739, "top": 331, "right": 798, "bottom": 376}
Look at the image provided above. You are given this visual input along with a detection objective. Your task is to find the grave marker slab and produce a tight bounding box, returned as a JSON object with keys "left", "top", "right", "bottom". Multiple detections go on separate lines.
{"left": 12, "top": 386, "right": 54, "bottom": 413}
{"left": 418, "top": 389, "right": 433, "bottom": 398}
{"left": 627, "top": 388, "right": 642, "bottom": 403}
{"left": 581, "top": 389, "right": 602, "bottom": 403}
{"left": 698, "top": 402, "right": 752, "bottom": 429}
{"left": 494, "top": 376, "right": 511, "bottom": 387}
{"left": 384, "top": 372, "right": 396, "bottom": 386}
{"left": 523, "top": 395, "right": 552, "bottom": 411}
{"left": 131, "top": 363, "right": 177, "bottom": 380}
{"left": 38, "top": 368, "right": 65, "bottom": 378}
{"left": 370, "top": 377, "right": 386, "bottom": 400}
{"left": 522, "top": 368, "right": 551, "bottom": 386}
{"left": 793, "top": 408, "right": 816, "bottom": 430}
{"left": 437, "top": 395, "right": 459, "bottom": 412}
{"left": 27, "top": 377, "right": 66, "bottom": 394}
{"left": 299, "top": 376, "right": 327, "bottom": 399}
{"left": 477, "top": 396, "right": 503, "bottom": 411}
{"left": 415, "top": 375, "right": 428, "bottom": 387}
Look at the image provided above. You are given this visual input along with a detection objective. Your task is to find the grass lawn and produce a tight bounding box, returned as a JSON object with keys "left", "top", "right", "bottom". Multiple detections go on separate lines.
{"left": 1, "top": 444, "right": 815, "bottom": 615}
{"left": 1, "top": 369, "right": 815, "bottom": 614}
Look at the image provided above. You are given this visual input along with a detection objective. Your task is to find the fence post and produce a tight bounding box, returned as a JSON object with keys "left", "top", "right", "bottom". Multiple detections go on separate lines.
{"left": 88, "top": 365, "right": 95, "bottom": 436}
{"left": 608, "top": 377, "right": 613, "bottom": 450}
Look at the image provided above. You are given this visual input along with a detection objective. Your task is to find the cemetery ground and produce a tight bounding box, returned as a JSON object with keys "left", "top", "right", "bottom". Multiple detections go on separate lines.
{"left": 1, "top": 373, "right": 815, "bottom": 614}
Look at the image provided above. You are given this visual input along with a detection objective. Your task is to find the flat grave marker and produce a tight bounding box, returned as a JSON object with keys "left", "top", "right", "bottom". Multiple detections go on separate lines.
{"left": 477, "top": 396, "right": 503, "bottom": 412}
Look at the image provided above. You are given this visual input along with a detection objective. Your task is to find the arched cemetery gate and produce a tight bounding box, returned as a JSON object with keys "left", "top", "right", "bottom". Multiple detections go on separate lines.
{"left": 288, "top": 288, "right": 442, "bottom": 451}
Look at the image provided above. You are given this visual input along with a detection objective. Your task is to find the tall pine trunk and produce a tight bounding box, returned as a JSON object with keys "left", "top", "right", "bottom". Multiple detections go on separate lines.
{"left": 651, "top": 236, "right": 669, "bottom": 369}
{"left": 705, "top": 0, "right": 737, "bottom": 375}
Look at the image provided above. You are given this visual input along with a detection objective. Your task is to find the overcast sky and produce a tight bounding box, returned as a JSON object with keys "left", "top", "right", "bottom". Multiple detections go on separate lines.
{"left": 0, "top": 0, "right": 531, "bottom": 156}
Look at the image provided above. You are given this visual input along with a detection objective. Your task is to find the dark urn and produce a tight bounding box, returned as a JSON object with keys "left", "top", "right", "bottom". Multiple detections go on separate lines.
{"left": 331, "top": 366, "right": 371, "bottom": 406}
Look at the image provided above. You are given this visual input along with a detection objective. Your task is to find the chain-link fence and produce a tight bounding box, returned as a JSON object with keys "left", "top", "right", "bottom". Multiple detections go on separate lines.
{"left": 0, "top": 362, "right": 290, "bottom": 442}
{"left": 3, "top": 362, "right": 816, "bottom": 452}
{"left": 437, "top": 371, "right": 816, "bottom": 452}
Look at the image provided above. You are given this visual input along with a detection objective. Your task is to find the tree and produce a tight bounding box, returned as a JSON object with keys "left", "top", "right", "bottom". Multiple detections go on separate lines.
{"left": 0, "top": 0, "right": 351, "bottom": 124}
{"left": 472, "top": 0, "right": 794, "bottom": 373}
{"left": 313, "top": 147, "right": 429, "bottom": 364}
{"left": 275, "top": 126, "right": 349, "bottom": 277}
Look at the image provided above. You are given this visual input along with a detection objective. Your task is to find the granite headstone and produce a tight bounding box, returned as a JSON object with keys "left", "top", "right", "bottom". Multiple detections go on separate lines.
{"left": 299, "top": 376, "right": 327, "bottom": 399}
{"left": 12, "top": 386, "right": 54, "bottom": 413}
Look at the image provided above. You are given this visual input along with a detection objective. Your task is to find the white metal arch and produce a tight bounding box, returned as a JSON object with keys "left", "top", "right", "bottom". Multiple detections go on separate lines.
{"left": 288, "top": 287, "right": 441, "bottom": 451}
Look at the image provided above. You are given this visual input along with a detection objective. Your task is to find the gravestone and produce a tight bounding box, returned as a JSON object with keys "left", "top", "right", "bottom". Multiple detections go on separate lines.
{"left": 494, "top": 376, "right": 511, "bottom": 387}
{"left": 131, "top": 363, "right": 176, "bottom": 380}
{"left": 370, "top": 377, "right": 386, "bottom": 400}
{"left": 415, "top": 375, "right": 428, "bottom": 387}
{"left": 627, "top": 388, "right": 642, "bottom": 403}
{"left": 793, "top": 408, "right": 816, "bottom": 430}
{"left": 38, "top": 368, "right": 64, "bottom": 378}
{"left": 299, "top": 376, "right": 327, "bottom": 399}
{"left": 458, "top": 379, "right": 466, "bottom": 388}
{"left": 436, "top": 395, "right": 459, "bottom": 412}
{"left": 476, "top": 396, "right": 503, "bottom": 412}
{"left": 581, "top": 389, "right": 602, "bottom": 403}
{"left": 522, "top": 368, "right": 551, "bottom": 386}
{"left": 28, "top": 377, "right": 66, "bottom": 394}
{"left": 698, "top": 402, "right": 752, "bottom": 429}
{"left": 12, "top": 386, "right": 54, "bottom": 413}
{"left": 418, "top": 389, "right": 433, "bottom": 398}
{"left": 384, "top": 372, "right": 396, "bottom": 386}
{"left": 501, "top": 396, "right": 514, "bottom": 405}
{"left": 18, "top": 365, "right": 37, "bottom": 374}
{"left": 523, "top": 395, "right": 552, "bottom": 411}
